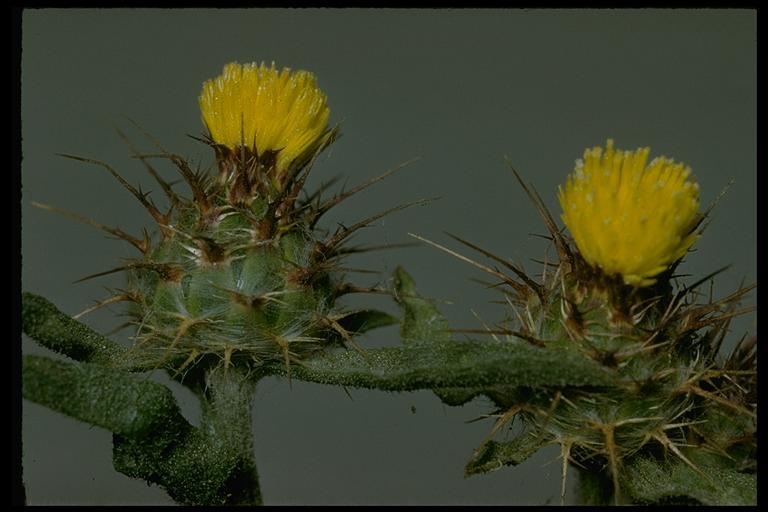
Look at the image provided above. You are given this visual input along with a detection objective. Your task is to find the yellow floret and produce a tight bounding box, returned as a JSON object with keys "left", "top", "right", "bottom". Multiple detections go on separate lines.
{"left": 199, "top": 61, "right": 330, "bottom": 172}
{"left": 559, "top": 140, "right": 700, "bottom": 287}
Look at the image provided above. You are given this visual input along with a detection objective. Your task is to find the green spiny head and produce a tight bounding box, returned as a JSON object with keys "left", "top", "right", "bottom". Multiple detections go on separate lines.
{"left": 53, "top": 62, "right": 403, "bottom": 379}
{"left": 447, "top": 140, "right": 755, "bottom": 502}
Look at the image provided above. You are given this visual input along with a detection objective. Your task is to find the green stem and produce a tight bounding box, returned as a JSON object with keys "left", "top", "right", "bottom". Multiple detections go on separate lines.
{"left": 263, "top": 340, "right": 616, "bottom": 391}
{"left": 112, "top": 367, "right": 262, "bottom": 505}
{"left": 22, "top": 293, "right": 130, "bottom": 368}
{"left": 22, "top": 355, "right": 189, "bottom": 439}
{"left": 575, "top": 466, "right": 614, "bottom": 506}
{"left": 199, "top": 367, "right": 262, "bottom": 506}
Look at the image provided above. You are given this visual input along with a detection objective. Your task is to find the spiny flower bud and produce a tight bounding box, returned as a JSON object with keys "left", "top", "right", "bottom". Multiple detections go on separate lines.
{"left": 559, "top": 140, "right": 700, "bottom": 287}
{"left": 47, "top": 61, "right": 395, "bottom": 377}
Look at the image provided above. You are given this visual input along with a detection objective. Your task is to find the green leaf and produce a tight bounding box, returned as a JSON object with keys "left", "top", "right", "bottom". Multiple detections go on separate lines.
{"left": 622, "top": 454, "right": 756, "bottom": 506}
{"left": 24, "top": 353, "right": 261, "bottom": 505}
{"left": 266, "top": 338, "right": 616, "bottom": 391}
{"left": 22, "top": 292, "right": 133, "bottom": 369}
{"left": 22, "top": 355, "right": 189, "bottom": 439}
{"left": 112, "top": 368, "right": 261, "bottom": 505}
{"left": 432, "top": 387, "right": 486, "bottom": 406}
{"left": 392, "top": 266, "right": 451, "bottom": 344}
{"left": 465, "top": 433, "right": 547, "bottom": 476}
{"left": 336, "top": 309, "right": 399, "bottom": 335}
{"left": 114, "top": 432, "right": 258, "bottom": 506}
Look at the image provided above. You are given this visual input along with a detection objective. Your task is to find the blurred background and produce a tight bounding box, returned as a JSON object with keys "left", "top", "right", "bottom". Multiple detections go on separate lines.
{"left": 21, "top": 9, "right": 756, "bottom": 505}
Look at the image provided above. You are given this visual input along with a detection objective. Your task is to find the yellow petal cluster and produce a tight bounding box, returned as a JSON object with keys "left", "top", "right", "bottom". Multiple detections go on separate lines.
{"left": 199, "top": 62, "right": 330, "bottom": 171}
{"left": 559, "top": 140, "right": 700, "bottom": 287}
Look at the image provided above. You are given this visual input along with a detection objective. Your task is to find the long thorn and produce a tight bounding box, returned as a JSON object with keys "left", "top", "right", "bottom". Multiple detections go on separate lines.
{"left": 331, "top": 242, "right": 419, "bottom": 257}
{"left": 320, "top": 198, "right": 434, "bottom": 253}
{"left": 444, "top": 232, "right": 544, "bottom": 300}
{"left": 32, "top": 202, "right": 149, "bottom": 254}
{"left": 73, "top": 292, "right": 137, "bottom": 319}
{"left": 58, "top": 153, "right": 166, "bottom": 224}
{"left": 601, "top": 424, "right": 622, "bottom": 505}
{"left": 449, "top": 328, "right": 546, "bottom": 347}
{"left": 73, "top": 262, "right": 180, "bottom": 284}
{"left": 408, "top": 233, "right": 528, "bottom": 294}
{"left": 506, "top": 159, "right": 572, "bottom": 262}
{"left": 300, "top": 175, "right": 343, "bottom": 207}
{"left": 312, "top": 157, "right": 421, "bottom": 225}
{"left": 653, "top": 430, "right": 712, "bottom": 483}
{"left": 560, "top": 440, "right": 573, "bottom": 506}
{"left": 686, "top": 384, "right": 756, "bottom": 418}
{"left": 114, "top": 126, "right": 180, "bottom": 206}
{"left": 695, "top": 179, "right": 733, "bottom": 234}
{"left": 679, "top": 265, "right": 732, "bottom": 297}
{"left": 123, "top": 116, "right": 170, "bottom": 153}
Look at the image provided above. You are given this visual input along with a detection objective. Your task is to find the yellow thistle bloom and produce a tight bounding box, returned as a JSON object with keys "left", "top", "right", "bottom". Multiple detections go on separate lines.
{"left": 559, "top": 140, "right": 700, "bottom": 287}
{"left": 199, "top": 61, "right": 331, "bottom": 172}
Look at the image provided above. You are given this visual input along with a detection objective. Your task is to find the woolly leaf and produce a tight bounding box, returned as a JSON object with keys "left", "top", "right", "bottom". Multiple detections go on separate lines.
{"left": 22, "top": 292, "right": 130, "bottom": 368}
{"left": 22, "top": 355, "right": 189, "bottom": 439}
{"left": 432, "top": 387, "right": 486, "bottom": 406}
{"left": 622, "top": 454, "right": 756, "bottom": 506}
{"left": 392, "top": 266, "right": 451, "bottom": 344}
{"left": 336, "top": 309, "right": 399, "bottom": 335}
{"left": 465, "top": 434, "right": 546, "bottom": 476}
{"left": 112, "top": 369, "right": 261, "bottom": 505}
{"left": 266, "top": 339, "right": 616, "bottom": 391}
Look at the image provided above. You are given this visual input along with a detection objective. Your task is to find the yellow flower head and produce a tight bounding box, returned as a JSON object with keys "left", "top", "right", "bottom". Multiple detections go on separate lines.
{"left": 559, "top": 140, "right": 700, "bottom": 287}
{"left": 199, "top": 61, "right": 331, "bottom": 172}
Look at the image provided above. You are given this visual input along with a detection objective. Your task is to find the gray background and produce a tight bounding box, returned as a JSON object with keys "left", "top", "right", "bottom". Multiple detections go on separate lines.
{"left": 21, "top": 9, "right": 756, "bottom": 505}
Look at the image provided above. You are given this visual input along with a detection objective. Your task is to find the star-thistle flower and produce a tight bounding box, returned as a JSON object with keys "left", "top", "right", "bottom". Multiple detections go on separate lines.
{"left": 559, "top": 140, "right": 700, "bottom": 287}
{"left": 200, "top": 61, "right": 331, "bottom": 173}
{"left": 34, "top": 60, "right": 396, "bottom": 379}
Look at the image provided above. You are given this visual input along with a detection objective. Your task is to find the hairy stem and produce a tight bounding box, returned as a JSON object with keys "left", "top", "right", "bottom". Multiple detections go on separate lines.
{"left": 21, "top": 292, "right": 129, "bottom": 368}
{"left": 112, "top": 367, "right": 262, "bottom": 505}
{"left": 22, "top": 355, "right": 189, "bottom": 439}
{"left": 198, "top": 367, "right": 262, "bottom": 505}
{"left": 575, "top": 467, "right": 613, "bottom": 506}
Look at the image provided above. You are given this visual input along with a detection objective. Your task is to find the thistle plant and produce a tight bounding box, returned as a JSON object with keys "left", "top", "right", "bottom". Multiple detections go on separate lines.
{"left": 22, "top": 63, "right": 755, "bottom": 505}
{"left": 408, "top": 140, "right": 756, "bottom": 505}
{"left": 22, "top": 61, "right": 420, "bottom": 505}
